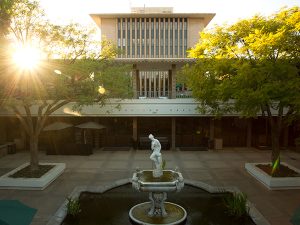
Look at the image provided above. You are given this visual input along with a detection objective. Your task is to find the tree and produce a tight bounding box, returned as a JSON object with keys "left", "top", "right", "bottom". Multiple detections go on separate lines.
{"left": 0, "top": 0, "right": 15, "bottom": 80}
{"left": 182, "top": 7, "right": 300, "bottom": 171}
{"left": 0, "top": 0, "right": 14, "bottom": 36}
{"left": 1, "top": 0, "right": 132, "bottom": 171}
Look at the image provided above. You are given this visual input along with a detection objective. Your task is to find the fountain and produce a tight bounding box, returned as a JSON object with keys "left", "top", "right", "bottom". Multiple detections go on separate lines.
{"left": 129, "top": 134, "right": 187, "bottom": 225}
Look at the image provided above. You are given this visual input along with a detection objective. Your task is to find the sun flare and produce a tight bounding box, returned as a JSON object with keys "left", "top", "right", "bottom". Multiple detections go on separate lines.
{"left": 12, "top": 44, "right": 42, "bottom": 70}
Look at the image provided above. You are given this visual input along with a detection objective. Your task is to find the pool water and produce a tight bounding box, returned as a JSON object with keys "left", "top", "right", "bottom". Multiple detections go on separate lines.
{"left": 62, "top": 184, "right": 255, "bottom": 225}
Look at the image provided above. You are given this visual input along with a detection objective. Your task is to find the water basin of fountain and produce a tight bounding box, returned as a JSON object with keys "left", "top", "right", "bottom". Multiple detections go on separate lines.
{"left": 59, "top": 183, "right": 258, "bottom": 225}
{"left": 130, "top": 169, "right": 187, "bottom": 225}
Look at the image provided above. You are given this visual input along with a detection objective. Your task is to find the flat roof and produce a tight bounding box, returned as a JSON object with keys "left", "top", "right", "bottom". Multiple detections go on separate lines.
{"left": 90, "top": 13, "right": 215, "bottom": 27}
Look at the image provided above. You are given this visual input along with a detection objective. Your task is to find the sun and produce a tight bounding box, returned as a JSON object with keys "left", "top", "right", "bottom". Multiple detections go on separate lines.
{"left": 12, "top": 44, "right": 42, "bottom": 70}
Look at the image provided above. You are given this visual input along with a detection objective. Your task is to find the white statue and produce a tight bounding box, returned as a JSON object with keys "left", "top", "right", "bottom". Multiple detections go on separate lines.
{"left": 149, "top": 134, "right": 163, "bottom": 177}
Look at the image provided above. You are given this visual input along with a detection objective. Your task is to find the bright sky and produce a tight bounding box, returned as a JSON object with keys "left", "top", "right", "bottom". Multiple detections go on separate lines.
{"left": 40, "top": 0, "right": 300, "bottom": 29}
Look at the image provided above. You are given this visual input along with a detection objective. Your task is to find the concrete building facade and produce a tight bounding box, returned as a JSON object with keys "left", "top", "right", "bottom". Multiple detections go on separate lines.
{"left": 88, "top": 7, "right": 221, "bottom": 149}
{"left": 0, "top": 7, "right": 298, "bottom": 153}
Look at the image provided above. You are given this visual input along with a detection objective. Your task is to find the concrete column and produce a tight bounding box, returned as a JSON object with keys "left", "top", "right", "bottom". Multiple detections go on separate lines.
{"left": 171, "top": 64, "right": 176, "bottom": 99}
{"left": 133, "top": 117, "right": 138, "bottom": 149}
{"left": 168, "top": 70, "right": 171, "bottom": 98}
{"left": 209, "top": 118, "right": 215, "bottom": 141}
{"left": 94, "top": 118, "right": 100, "bottom": 148}
{"left": 283, "top": 126, "right": 289, "bottom": 149}
{"left": 246, "top": 118, "right": 252, "bottom": 148}
{"left": 132, "top": 64, "right": 138, "bottom": 98}
{"left": 0, "top": 119, "right": 7, "bottom": 143}
{"left": 171, "top": 117, "right": 176, "bottom": 150}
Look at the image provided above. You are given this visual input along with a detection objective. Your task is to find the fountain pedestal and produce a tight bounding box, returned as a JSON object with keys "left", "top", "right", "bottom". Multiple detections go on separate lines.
{"left": 129, "top": 170, "right": 187, "bottom": 225}
{"left": 148, "top": 192, "right": 167, "bottom": 217}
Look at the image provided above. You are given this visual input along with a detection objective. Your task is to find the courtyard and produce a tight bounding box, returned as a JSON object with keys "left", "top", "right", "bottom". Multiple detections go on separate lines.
{"left": 0, "top": 148, "right": 299, "bottom": 225}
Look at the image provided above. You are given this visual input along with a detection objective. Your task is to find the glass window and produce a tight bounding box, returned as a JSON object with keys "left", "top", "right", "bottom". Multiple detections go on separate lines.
{"left": 165, "top": 18, "right": 168, "bottom": 57}
{"left": 184, "top": 18, "right": 187, "bottom": 57}
{"left": 117, "top": 18, "right": 121, "bottom": 57}
{"left": 156, "top": 18, "right": 159, "bottom": 57}
{"left": 127, "top": 19, "right": 130, "bottom": 57}
{"left": 146, "top": 18, "right": 149, "bottom": 38}
{"left": 165, "top": 72, "right": 169, "bottom": 93}
{"left": 151, "top": 18, "right": 154, "bottom": 38}
{"left": 175, "top": 18, "right": 178, "bottom": 57}
{"left": 179, "top": 18, "right": 183, "bottom": 57}
{"left": 151, "top": 18, "right": 154, "bottom": 57}
{"left": 122, "top": 18, "right": 125, "bottom": 31}
{"left": 127, "top": 19, "right": 130, "bottom": 38}
{"left": 151, "top": 46, "right": 154, "bottom": 57}
{"left": 146, "top": 19, "right": 149, "bottom": 57}
{"left": 170, "top": 18, "right": 173, "bottom": 57}
{"left": 142, "top": 18, "right": 145, "bottom": 57}
{"left": 132, "top": 18, "right": 135, "bottom": 57}
{"left": 132, "top": 19, "right": 135, "bottom": 38}
{"left": 118, "top": 18, "right": 121, "bottom": 38}
{"left": 138, "top": 70, "right": 169, "bottom": 98}
{"left": 137, "top": 18, "right": 140, "bottom": 39}
{"left": 137, "top": 18, "right": 140, "bottom": 57}
{"left": 160, "top": 18, "right": 164, "bottom": 56}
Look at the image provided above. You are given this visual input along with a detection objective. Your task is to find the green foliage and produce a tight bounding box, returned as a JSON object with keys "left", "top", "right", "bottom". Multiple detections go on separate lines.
{"left": 1, "top": 0, "right": 132, "bottom": 117}
{"left": 184, "top": 7, "right": 300, "bottom": 117}
{"left": 0, "top": 0, "right": 14, "bottom": 36}
{"left": 66, "top": 197, "right": 81, "bottom": 216}
{"left": 223, "top": 192, "right": 249, "bottom": 218}
{"left": 0, "top": 0, "right": 132, "bottom": 170}
{"left": 0, "top": 0, "right": 14, "bottom": 76}
{"left": 181, "top": 7, "right": 300, "bottom": 166}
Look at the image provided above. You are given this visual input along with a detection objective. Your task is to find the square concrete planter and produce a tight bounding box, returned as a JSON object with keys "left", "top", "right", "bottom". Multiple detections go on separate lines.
{"left": 0, "top": 162, "right": 65, "bottom": 190}
{"left": 245, "top": 162, "right": 300, "bottom": 190}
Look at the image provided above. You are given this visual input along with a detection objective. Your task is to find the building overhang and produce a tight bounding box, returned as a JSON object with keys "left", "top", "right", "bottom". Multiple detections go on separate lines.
{"left": 113, "top": 58, "right": 196, "bottom": 64}
{"left": 0, "top": 99, "right": 283, "bottom": 117}
{"left": 90, "top": 13, "right": 215, "bottom": 28}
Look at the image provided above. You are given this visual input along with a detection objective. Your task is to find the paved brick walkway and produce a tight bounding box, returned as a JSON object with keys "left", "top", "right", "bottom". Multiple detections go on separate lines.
{"left": 0, "top": 148, "right": 299, "bottom": 225}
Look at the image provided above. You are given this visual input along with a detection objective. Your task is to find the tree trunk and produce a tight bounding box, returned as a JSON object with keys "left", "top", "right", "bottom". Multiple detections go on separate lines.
{"left": 269, "top": 117, "right": 281, "bottom": 168}
{"left": 30, "top": 135, "right": 39, "bottom": 171}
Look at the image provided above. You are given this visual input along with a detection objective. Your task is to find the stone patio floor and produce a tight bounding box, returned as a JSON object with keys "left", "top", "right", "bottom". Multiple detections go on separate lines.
{"left": 0, "top": 148, "right": 299, "bottom": 225}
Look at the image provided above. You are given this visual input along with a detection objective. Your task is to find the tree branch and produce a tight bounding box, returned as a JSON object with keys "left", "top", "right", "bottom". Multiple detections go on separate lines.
{"left": 11, "top": 106, "right": 31, "bottom": 135}
{"left": 48, "top": 100, "right": 70, "bottom": 115}
{"left": 35, "top": 101, "right": 48, "bottom": 135}
{"left": 23, "top": 101, "right": 34, "bottom": 134}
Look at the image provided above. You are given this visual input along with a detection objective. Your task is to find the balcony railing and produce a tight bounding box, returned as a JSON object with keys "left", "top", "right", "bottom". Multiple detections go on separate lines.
{"left": 176, "top": 90, "right": 192, "bottom": 98}
{"left": 136, "top": 91, "right": 192, "bottom": 99}
{"left": 137, "top": 91, "right": 169, "bottom": 99}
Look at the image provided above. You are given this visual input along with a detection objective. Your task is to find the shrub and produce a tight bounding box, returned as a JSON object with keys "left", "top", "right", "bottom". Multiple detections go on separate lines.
{"left": 66, "top": 197, "right": 81, "bottom": 216}
{"left": 223, "top": 192, "right": 249, "bottom": 218}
